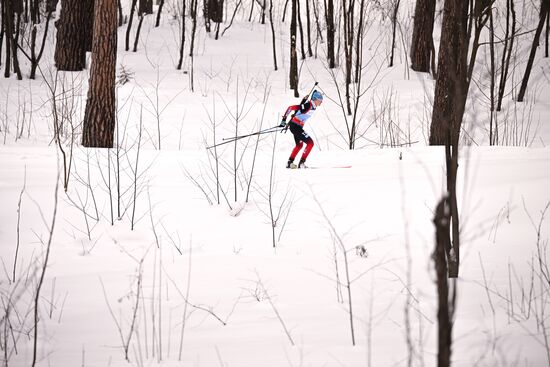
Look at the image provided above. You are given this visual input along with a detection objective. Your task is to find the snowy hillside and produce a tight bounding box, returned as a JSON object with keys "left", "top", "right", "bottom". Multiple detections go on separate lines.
{"left": 1, "top": 1, "right": 550, "bottom": 366}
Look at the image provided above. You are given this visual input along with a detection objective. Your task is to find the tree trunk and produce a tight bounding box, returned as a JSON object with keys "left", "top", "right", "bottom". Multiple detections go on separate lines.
{"left": 82, "top": 0, "right": 118, "bottom": 148}
{"left": 12, "top": 8, "right": 22, "bottom": 79}
{"left": 517, "top": 0, "right": 549, "bottom": 102}
{"left": 155, "top": 0, "right": 165, "bottom": 26}
{"left": 176, "top": 0, "right": 186, "bottom": 70}
{"left": 488, "top": 8, "right": 495, "bottom": 145}
{"left": 82, "top": 0, "right": 94, "bottom": 53}
{"left": 133, "top": 14, "right": 145, "bottom": 51}
{"left": 429, "top": 0, "right": 469, "bottom": 146}
{"left": 55, "top": 0, "right": 87, "bottom": 71}
{"left": 342, "top": 0, "right": 353, "bottom": 114}
{"left": 269, "top": 0, "right": 277, "bottom": 70}
{"left": 139, "top": 0, "right": 152, "bottom": 14}
{"left": 389, "top": 0, "right": 400, "bottom": 67}
{"left": 290, "top": 0, "right": 299, "bottom": 96}
{"left": 125, "top": 0, "right": 137, "bottom": 51}
{"left": 29, "top": 7, "right": 54, "bottom": 79}
{"left": 546, "top": 5, "right": 549, "bottom": 57}
{"left": 208, "top": 0, "right": 223, "bottom": 22}
{"left": 496, "top": 0, "right": 516, "bottom": 112}
{"left": 305, "top": 0, "right": 312, "bottom": 57}
{"left": 325, "top": 0, "right": 335, "bottom": 68}
{"left": 296, "top": 0, "right": 306, "bottom": 60}
{"left": 410, "top": 0, "right": 435, "bottom": 72}
{"left": 433, "top": 197, "right": 455, "bottom": 367}
{"left": 118, "top": 0, "right": 124, "bottom": 26}
{"left": 354, "top": 0, "right": 364, "bottom": 83}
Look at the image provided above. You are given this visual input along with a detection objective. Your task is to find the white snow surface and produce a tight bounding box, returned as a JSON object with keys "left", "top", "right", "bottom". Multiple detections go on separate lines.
{"left": 1, "top": 1, "right": 550, "bottom": 366}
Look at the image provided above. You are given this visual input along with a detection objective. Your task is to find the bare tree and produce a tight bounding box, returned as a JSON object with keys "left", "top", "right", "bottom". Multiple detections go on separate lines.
{"left": 3, "top": 0, "right": 23, "bottom": 79}
{"left": 325, "top": 0, "right": 335, "bottom": 68}
{"left": 389, "top": 0, "right": 401, "bottom": 67}
{"left": 410, "top": 0, "right": 435, "bottom": 73}
{"left": 433, "top": 197, "right": 457, "bottom": 367}
{"left": 55, "top": 0, "right": 87, "bottom": 71}
{"left": 517, "top": 0, "right": 549, "bottom": 102}
{"left": 429, "top": 0, "right": 491, "bottom": 277}
{"left": 496, "top": 0, "right": 516, "bottom": 112}
{"left": 82, "top": 0, "right": 118, "bottom": 148}
{"left": 290, "top": 0, "right": 299, "bottom": 96}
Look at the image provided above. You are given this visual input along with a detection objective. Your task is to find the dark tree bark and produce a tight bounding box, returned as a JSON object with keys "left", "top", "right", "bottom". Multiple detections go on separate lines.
{"left": 125, "top": 0, "right": 137, "bottom": 51}
{"left": 176, "top": 0, "right": 186, "bottom": 70}
{"left": 517, "top": 0, "right": 549, "bottom": 102}
{"left": 354, "top": 0, "right": 364, "bottom": 82}
{"left": 0, "top": 0, "right": 4, "bottom": 67}
{"left": 410, "top": 0, "right": 435, "bottom": 72}
{"left": 290, "top": 0, "right": 299, "bottom": 96}
{"left": 54, "top": 0, "right": 86, "bottom": 71}
{"left": 29, "top": 6, "right": 54, "bottom": 78}
{"left": 342, "top": 0, "right": 353, "bottom": 114}
{"left": 84, "top": 0, "right": 94, "bottom": 52}
{"left": 269, "top": 0, "right": 277, "bottom": 70}
{"left": 139, "top": 0, "right": 152, "bottom": 15}
{"left": 155, "top": 0, "right": 165, "bottom": 26}
{"left": 305, "top": 0, "right": 312, "bottom": 57}
{"left": 296, "top": 0, "right": 305, "bottom": 59}
{"left": 433, "top": 197, "right": 456, "bottom": 367}
{"left": 429, "top": 0, "right": 473, "bottom": 281}
{"left": 133, "top": 14, "right": 145, "bottom": 51}
{"left": 389, "top": 0, "right": 400, "bottom": 67}
{"left": 496, "top": 0, "right": 516, "bottom": 112}
{"left": 325, "top": 0, "right": 335, "bottom": 68}
{"left": 190, "top": 0, "right": 198, "bottom": 91}
{"left": 204, "top": 0, "right": 211, "bottom": 32}
{"left": 488, "top": 8, "right": 496, "bottom": 145}
{"left": 82, "top": 0, "right": 118, "bottom": 148}
{"left": 3, "top": 0, "right": 23, "bottom": 79}
{"left": 118, "top": 0, "right": 124, "bottom": 26}
{"left": 429, "top": 0, "right": 469, "bottom": 146}
{"left": 545, "top": 2, "right": 549, "bottom": 57}
{"left": 209, "top": 0, "right": 223, "bottom": 22}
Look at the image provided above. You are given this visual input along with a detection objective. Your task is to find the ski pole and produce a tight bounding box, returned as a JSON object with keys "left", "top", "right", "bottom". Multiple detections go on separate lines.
{"left": 222, "top": 125, "right": 281, "bottom": 141}
{"left": 206, "top": 125, "right": 282, "bottom": 150}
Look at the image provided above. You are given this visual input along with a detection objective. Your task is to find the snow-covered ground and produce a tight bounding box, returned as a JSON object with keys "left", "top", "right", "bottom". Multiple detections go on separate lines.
{"left": 1, "top": 1, "right": 550, "bottom": 366}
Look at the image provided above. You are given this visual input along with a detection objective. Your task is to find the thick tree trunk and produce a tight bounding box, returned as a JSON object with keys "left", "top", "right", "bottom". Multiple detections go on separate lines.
{"left": 55, "top": 0, "right": 86, "bottom": 71}
{"left": 410, "top": 0, "right": 435, "bottom": 72}
{"left": 208, "top": 0, "right": 223, "bottom": 22}
{"left": 429, "top": 0, "right": 469, "bottom": 146}
{"left": 84, "top": 0, "right": 94, "bottom": 52}
{"left": 82, "top": 0, "right": 118, "bottom": 148}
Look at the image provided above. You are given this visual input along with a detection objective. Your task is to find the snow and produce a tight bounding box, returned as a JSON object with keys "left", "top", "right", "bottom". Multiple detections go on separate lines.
{"left": 1, "top": 1, "right": 550, "bottom": 366}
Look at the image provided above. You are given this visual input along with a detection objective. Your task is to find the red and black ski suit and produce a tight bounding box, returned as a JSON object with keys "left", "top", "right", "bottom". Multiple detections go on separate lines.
{"left": 283, "top": 101, "right": 317, "bottom": 163}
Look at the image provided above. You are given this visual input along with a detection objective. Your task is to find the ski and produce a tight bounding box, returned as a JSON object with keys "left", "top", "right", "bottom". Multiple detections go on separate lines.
{"left": 288, "top": 165, "right": 352, "bottom": 169}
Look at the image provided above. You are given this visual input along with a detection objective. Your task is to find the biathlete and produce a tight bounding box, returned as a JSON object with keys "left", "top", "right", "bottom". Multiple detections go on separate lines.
{"left": 279, "top": 90, "right": 323, "bottom": 169}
